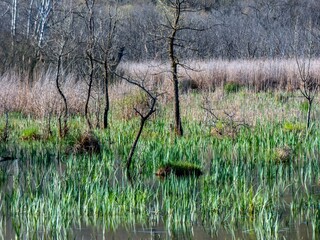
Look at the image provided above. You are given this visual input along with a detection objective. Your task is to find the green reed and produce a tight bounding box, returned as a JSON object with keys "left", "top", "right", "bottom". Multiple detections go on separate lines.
{"left": 0, "top": 90, "right": 320, "bottom": 239}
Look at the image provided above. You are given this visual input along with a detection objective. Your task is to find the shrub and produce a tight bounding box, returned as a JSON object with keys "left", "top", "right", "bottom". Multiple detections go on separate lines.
{"left": 210, "top": 120, "right": 243, "bottom": 139}
{"left": 224, "top": 81, "right": 243, "bottom": 94}
{"left": 180, "top": 78, "right": 199, "bottom": 93}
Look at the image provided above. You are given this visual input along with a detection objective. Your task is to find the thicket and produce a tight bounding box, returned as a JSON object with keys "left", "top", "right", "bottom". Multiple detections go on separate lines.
{"left": 1, "top": 0, "right": 320, "bottom": 77}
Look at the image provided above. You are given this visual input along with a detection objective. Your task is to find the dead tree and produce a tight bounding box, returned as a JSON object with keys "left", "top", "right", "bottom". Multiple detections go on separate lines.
{"left": 159, "top": 0, "right": 204, "bottom": 136}
{"left": 296, "top": 59, "right": 319, "bottom": 129}
{"left": 84, "top": 0, "right": 96, "bottom": 130}
{"left": 294, "top": 17, "right": 319, "bottom": 129}
{"left": 46, "top": 4, "right": 76, "bottom": 138}
{"left": 95, "top": 5, "right": 124, "bottom": 129}
{"left": 55, "top": 48, "right": 69, "bottom": 138}
{"left": 101, "top": 46, "right": 124, "bottom": 129}
{"left": 115, "top": 73, "right": 157, "bottom": 183}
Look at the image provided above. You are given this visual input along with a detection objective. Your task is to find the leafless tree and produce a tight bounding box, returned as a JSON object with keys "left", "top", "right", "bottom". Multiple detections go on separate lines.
{"left": 46, "top": 3, "right": 76, "bottom": 138}
{"left": 83, "top": 0, "right": 96, "bottom": 130}
{"left": 294, "top": 17, "right": 319, "bottom": 129}
{"left": 95, "top": 4, "right": 124, "bottom": 129}
{"left": 296, "top": 59, "right": 319, "bottom": 129}
{"left": 115, "top": 72, "right": 157, "bottom": 183}
{"left": 158, "top": 0, "right": 204, "bottom": 136}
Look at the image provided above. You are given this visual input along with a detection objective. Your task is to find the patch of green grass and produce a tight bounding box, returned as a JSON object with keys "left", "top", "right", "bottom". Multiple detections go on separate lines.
{"left": 224, "top": 81, "right": 243, "bottom": 94}
{"left": 283, "top": 121, "right": 304, "bottom": 132}
{"left": 274, "top": 93, "right": 289, "bottom": 103}
{"left": 20, "top": 127, "right": 41, "bottom": 141}
{"left": 300, "top": 101, "right": 309, "bottom": 112}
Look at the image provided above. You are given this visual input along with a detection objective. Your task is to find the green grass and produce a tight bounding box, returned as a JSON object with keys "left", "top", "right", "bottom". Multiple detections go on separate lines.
{"left": 0, "top": 90, "right": 320, "bottom": 239}
{"left": 224, "top": 81, "right": 243, "bottom": 94}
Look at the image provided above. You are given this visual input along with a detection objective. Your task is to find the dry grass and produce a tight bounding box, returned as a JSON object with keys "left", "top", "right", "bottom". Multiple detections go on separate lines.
{"left": 274, "top": 146, "right": 293, "bottom": 163}
{"left": 1, "top": 59, "right": 320, "bottom": 125}
{"left": 73, "top": 132, "right": 101, "bottom": 154}
{"left": 0, "top": 71, "right": 87, "bottom": 117}
{"left": 120, "top": 58, "right": 320, "bottom": 95}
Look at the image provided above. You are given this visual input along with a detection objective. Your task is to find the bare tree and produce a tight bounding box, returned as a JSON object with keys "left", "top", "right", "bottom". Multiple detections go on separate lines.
{"left": 54, "top": 43, "right": 70, "bottom": 138}
{"left": 294, "top": 17, "right": 319, "bottom": 129}
{"left": 96, "top": 4, "right": 124, "bottom": 129}
{"left": 46, "top": 3, "right": 76, "bottom": 138}
{"left": 158, "top": 0, "right": 203, "bottom": 136}
{"left": 83, "top": 0, "right": 96, "bottom": 130}
{"left": 115, "top": 72, "right": 157, "bottom": 183}
{"left": 296, "top": 59, "right": 319, "bottom": 129}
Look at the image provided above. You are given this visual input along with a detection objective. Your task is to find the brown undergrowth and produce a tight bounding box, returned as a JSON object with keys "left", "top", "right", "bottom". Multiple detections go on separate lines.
{"left": 1, "top": 59, "right": 320, "bottom": 122}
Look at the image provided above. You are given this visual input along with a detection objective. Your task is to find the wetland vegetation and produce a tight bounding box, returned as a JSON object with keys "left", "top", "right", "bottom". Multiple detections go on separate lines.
{"left": 1, "top": 0, "right": 320, "bottom": 239}
{"left": 1, "top": 70, "right": 320, "bottom": 239}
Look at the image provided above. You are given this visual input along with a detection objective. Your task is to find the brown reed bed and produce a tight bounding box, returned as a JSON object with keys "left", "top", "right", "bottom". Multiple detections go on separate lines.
{"left": 0, "top": 58, "right": 319, "bottom": 124}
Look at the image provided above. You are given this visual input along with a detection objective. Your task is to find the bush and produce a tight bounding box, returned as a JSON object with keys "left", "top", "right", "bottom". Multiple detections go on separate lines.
{"left": 180, "top": 79, "right": 199, "bottom": 93}
{"left": 224, "top": 81, "right": 243, "bottom": 94}
{"left": 73, "top": 132, "right": 101, "bottom": 154}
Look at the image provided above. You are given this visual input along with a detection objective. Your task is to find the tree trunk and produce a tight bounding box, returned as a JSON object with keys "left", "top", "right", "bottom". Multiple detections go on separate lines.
{"left": 126, "top": 119, "right": 145, "bottom": 183}
{"left": 85, "top": 52, "right": 94, "bottom": 130}
{"left": 307, "top": 99, "right": 312, "bottom": 129}
{"left": 56, "top": 55, "right": 68, "bottom": 138}
{"left": 168, "top": 2, "right": 183, "bottom": 136}
{"left": 172, "top": 62, "right": 183, "bottom": 136}
{"left": 169, "top": 35, "right": 183, "bottom": 136}
{"left": 103, "top": 61, "right": 109, "bottom": 129}
{"left": 85, "top": 2, "right": 95, "bottom": 130}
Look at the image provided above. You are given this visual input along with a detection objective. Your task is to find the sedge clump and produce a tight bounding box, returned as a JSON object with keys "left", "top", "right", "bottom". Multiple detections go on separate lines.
{"left": 73, "top": 132, "right": 101, "bottom": 154}
{"left": 273, "top": 145, "right": 292, "bottom": 163}
{"left": 156, "top": 161, "right": 202, "bottom": 178}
